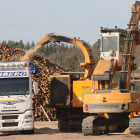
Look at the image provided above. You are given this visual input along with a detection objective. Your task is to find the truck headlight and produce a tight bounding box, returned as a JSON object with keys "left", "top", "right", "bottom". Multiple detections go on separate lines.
{"left": 24, "top": 115, "right": 32, "bottom": 119}
{"left": 26, "top": 99, "right": 32, "bottom": 109}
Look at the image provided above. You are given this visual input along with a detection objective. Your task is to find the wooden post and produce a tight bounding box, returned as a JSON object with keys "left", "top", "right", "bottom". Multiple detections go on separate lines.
{"left": 40, "top": 105, "right": 51, "bottom": 121}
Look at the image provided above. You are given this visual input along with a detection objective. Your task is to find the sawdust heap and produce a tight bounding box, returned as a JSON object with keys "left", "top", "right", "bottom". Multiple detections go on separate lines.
{"left": 21, "top": 45, "right": 42, "bottom": 61}
{"left": 123, "top": 127, "right": 129, "bottom": 134}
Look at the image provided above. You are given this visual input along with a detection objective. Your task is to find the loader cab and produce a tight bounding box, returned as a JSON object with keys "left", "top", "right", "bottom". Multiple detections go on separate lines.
{"left": 100, "top": 28, "right": 126, "bottom": 66}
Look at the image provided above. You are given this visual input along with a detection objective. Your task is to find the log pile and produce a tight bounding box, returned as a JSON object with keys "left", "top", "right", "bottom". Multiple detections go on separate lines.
{"left": 0, "top": 44, "right": 64, "bottom": 121}
{"left": 0, "top": 44, "right": 25, "bottom": 61}
{"left": 31, "top": 54, "right": 64, "bottom": 121}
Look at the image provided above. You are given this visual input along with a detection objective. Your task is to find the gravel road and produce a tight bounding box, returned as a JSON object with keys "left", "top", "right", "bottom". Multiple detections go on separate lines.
{"left": 0, "top": 121, "right": 139, "bottom": 140}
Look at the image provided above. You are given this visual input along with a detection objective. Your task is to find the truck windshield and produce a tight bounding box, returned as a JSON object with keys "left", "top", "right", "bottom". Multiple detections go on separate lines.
{"left": 102, "top": 37, "right": 118, "bottom": 52}
{"left": 0, "top": 78, "right": 29, "bottom": 96}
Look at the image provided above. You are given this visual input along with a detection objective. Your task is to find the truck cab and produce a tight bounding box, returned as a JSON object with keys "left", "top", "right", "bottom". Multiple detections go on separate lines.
{"left": 0, "top": 62, "right": 38, "bottom": 133}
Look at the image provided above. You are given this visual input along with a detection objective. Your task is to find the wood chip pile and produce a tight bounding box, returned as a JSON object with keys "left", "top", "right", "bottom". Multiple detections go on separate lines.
{"left": 0, "top": 44, "right": 64, "bottom": 121}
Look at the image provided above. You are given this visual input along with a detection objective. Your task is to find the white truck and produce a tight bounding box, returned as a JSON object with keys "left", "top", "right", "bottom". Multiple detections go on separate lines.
{"left": 0, "top": 61, "right": 38, "bottom": 134}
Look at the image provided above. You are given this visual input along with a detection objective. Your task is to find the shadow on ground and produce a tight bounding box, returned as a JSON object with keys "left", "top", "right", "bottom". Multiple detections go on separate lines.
{"left": 35, "top": 127, "right": 59, "bottom": 134}
{"left": 0, "top": 127, "right": 59, "bottom": 136}
{"left": 0, "top": 128, "right": 81, "bottom": 136}
{"left": 0, "top": 132, "right": 20, "bottom": 136}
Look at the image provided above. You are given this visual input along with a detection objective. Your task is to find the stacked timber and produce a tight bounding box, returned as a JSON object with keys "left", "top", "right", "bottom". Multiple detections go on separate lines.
{"left": 0, "top": 44, "right": 64, "bottom": 121}
{"left": 31, "top": 54, "right": 64, "bottom": 121}
{"left": 0, "top": 44, "right": 25, "bottom": 61}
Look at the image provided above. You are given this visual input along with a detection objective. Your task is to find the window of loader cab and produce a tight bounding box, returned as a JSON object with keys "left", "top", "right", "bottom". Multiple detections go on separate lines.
{"left": 120, "top": 35, "right": 125, "bottom": 52}
{"left": 102, "top": 37, "right": 118, "bottom": 52}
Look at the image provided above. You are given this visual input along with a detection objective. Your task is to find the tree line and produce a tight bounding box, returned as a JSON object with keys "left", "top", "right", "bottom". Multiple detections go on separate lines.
{"left": 2, "top": 40, "right": 35, "bottom": 50}
{"left": 1, "top": 39, "right": 100, "bottom": 71}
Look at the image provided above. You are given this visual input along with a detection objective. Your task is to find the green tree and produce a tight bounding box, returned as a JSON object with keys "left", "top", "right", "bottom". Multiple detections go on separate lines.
{"left": 2, "top": 40, "right": 7, "bottom": 45}
{"left": 25, "top": 42, "right": 30, "bottom": 50}
{"left": 64, "top": 54, "right": 78, "bottom": 70}
{"left": 19, "top": 40, "right": 25, "bottom": 49}
{"left": 15, "top": 42, "right": 20, "bottom": 48}
{"left": 45, "top": 45, "right": 49, "bottom": 55}
{"left": 7, "top": 40, "right": 15, "bottom": 48}
{"left": 38, "top": 45, "right": 45, "bottom": 54}
{"left": 31, "top": 40, "right": 35, "bottom": 48}
{"left": 93, "top": 39, "right": 100, "bottom": 48}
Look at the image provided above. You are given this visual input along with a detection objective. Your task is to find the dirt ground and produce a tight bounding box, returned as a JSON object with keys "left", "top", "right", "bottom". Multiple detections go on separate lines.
{"left": 0, "top": 121, "right": 140, "bottom": 140}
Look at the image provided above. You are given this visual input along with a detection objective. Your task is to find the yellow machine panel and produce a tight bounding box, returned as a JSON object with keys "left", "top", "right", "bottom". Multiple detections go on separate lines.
{"left": 84, "top": 90, "right": 131, "bottom": 103}
{"left": 72, "top": 80, "right": 95, "bottom": 107}
{"left": 83, "top": 90, "right": 140, "bottom": 113}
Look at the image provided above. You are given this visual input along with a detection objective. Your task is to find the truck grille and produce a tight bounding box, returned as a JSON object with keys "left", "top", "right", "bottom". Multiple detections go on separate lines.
{"left": 2, "top": 122, "right": 18, "bottom": 127}
{"left": 1, "top": 110, "right": 19, "bottom": 112}
{"left": 2, "top": 115, "right": 18, "bottom": 120}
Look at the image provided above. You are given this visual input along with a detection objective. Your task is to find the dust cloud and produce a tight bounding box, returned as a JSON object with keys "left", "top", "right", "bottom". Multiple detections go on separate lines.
{"left": 21, "top": 45, "right": 42, "bottom": 61}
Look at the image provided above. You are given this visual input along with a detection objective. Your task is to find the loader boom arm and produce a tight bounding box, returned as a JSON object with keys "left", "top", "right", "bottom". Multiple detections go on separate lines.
{"left": 37, "top": 33, "right": 94, "bottom": 79}
{"left": 120, "top": 1, "right": 140, "bottom": 90}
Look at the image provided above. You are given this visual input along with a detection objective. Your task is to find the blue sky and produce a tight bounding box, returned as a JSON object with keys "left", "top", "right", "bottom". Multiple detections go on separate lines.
{"left": 0, "top": 0, "right": 135, "bottom": 45}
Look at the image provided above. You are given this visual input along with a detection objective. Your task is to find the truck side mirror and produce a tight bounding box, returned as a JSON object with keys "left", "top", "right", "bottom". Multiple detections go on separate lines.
{"left": 33, "top": 81, "right": 38, "bottom": 94}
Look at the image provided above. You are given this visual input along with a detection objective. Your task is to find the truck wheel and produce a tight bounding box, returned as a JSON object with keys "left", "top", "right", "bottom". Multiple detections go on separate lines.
{"left": 20, "top": 129, "right": 34, "bottom": 134}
